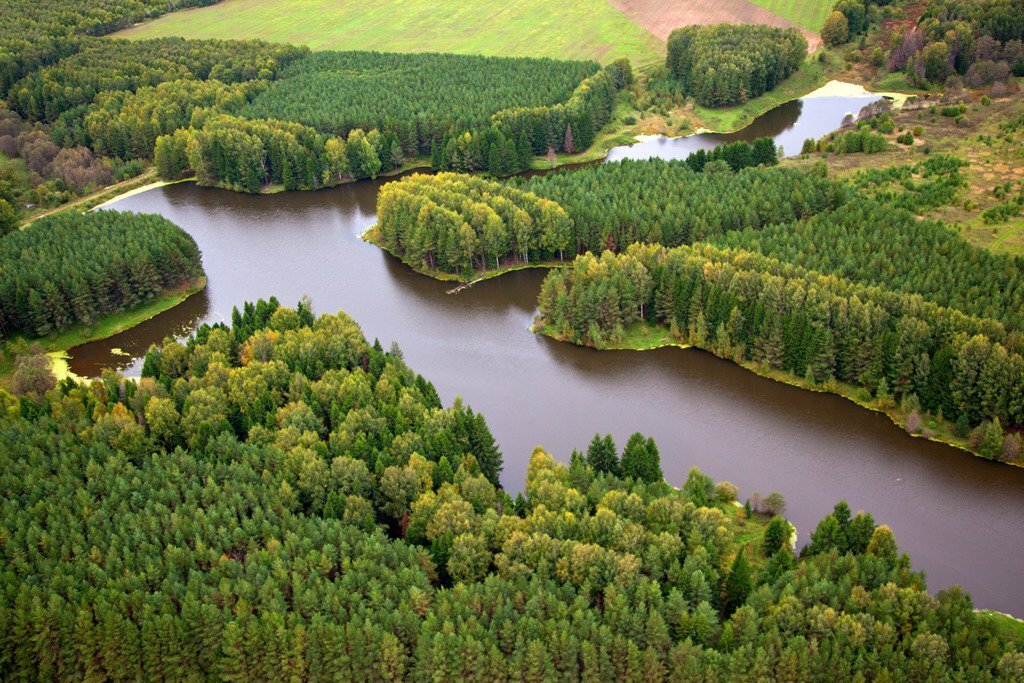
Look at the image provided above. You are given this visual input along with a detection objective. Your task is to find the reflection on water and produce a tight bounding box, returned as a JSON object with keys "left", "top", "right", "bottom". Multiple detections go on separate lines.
{"left": 68, "top": 95, "right": 1024, "bottom": 615}
{"left": 606, "top": 95, "right": 880, "bottom": 162}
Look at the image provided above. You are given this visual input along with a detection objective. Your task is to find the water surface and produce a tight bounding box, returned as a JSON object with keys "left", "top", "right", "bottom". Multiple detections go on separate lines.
{"left": 70, "top": 95, "right": 1024, "bottom": 615}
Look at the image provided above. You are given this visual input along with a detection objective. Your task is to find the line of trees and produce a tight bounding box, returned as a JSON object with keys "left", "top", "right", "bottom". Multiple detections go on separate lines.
{"left": 666, "top": 24, "right": 807, "bottom": 107}
{"left": 2, "top": 301, "right": 1021, "bottom": 679}
{"left": 375, "top": 173, "right": 572, "bottom": 275}
{"left": 155, "top": 114, "right": 404, "bottom": 192}
{"left": 0, "top": 210, "right": 203, "bottom": 338}
{"left": 711, "top": 159, "right": 1024, "bottom": 332}
{"left": 538, "top": 241, "right": 1023, "bottom": 454}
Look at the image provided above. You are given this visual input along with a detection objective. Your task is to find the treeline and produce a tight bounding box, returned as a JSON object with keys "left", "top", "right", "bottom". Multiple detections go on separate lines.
{"left": 375, "top": 173, "right": 571, "bottom": 275}
{"left": 0, "top": 1, "right": 219, "bottom": 96}
{"left": 519, "top": 155, "right": 842, "bottom": 254}
{"left": 8, "top": 37, "right": 306, "bottom": 124}
{"left": 2, "top": 301, "right": 1022, "bottom": 679}
{"left": 241, "top": 51, "right": 599, "bottom": 154}
{"left": 426, "top": 58, "right": 633, "bottom": 175}
{"left": 666, "top": 24, "right": 807, "bottom": 107}
{"left": 488, "top": 58, "right": 632, "bottom": 158}
{"left": 538, "top": 242, "right": 1024, "bottom": 450}
{"left": 0, "top": 210, "right": 203, "bottom": 338}
{"left": 155, "top": 115, "right": 403, "bottom": 192}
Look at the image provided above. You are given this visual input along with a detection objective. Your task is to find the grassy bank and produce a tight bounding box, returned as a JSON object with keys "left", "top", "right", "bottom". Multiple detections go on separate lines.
{"left": 21, "top": 169, "right": 160, "bottom": 226}
{"left": 691, "top": 59, "right": 828, "bottom": 134}
{"left": 1, "top": 277, "right": 206, "bottom": 386}
{"left": 533, "top": 320, "right": 1021, "bottom": 468}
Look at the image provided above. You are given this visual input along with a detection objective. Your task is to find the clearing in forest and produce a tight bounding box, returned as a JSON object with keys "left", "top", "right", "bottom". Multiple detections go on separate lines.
{"left": 113, "top": 0, "right": 665, "bottom": 66}
{"left": 609, "top": 0, "right": 822, "bottom": 51}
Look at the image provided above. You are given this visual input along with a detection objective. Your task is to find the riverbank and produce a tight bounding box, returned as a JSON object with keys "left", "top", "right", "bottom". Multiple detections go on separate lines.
{"left": 532, "top": 319, "right": 1022, "bottom": 469}
{"left": 0, "top": 277, "right": 206, "bottom": 386}
{"left": 362, "top": 227, "right": 570, "bottom": 285}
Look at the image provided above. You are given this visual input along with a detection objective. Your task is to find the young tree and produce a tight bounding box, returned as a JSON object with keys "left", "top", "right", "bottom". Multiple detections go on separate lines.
{"left": 762, "top": 516, "right": 789, "bottom": 556}
{"left": 723, "top": 551, "right": 752, "bottom": 616}
{"left": 586, "top": 433, "right": 619, "bottom": 475}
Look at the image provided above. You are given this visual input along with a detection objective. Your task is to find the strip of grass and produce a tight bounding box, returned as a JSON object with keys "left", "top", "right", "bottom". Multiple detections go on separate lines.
{"left": 38, "top": 277, "right": 206, "bottom": 353}
{"left": 2, "top": 277, "right": 206, "bottom": 386}
{"left": 114, "top": 0, "right": 664, "bottom": 66}
{"left": 746, "top": 0, "right": 833, "bottom": 34}
{"left": 692, "top": 59, "right": 828, "bottom": 133}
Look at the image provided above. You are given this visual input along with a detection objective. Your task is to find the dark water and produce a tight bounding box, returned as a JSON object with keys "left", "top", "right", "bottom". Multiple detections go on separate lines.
{"left": 70, "top": 97, "right": 1024, "bottom": 615}
{"left": 606, "top": 94, "right": 881, "bottom": 161}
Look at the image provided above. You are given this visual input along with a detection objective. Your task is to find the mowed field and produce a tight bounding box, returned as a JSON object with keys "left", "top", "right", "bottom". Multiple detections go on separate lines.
{"left": 113, "top": 0, "right": 666, "bottom": 65}
{"left": 746, "top": 0, "right": 833, "bottom": 33}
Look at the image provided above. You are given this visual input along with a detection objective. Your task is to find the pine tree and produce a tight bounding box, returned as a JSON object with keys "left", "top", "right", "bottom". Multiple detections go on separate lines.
{"left": 762, "top": 516, "right": 789, "bottom": 556}
{"left": 586, "top": 433, "right": 619, "bottom": 475}
{"left": 723, "top": 551, "right": 752, "bottom": 616}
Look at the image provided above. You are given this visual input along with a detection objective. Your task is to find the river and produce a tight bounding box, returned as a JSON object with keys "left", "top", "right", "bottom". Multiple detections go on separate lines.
{"left": 70, "top": 87, "right": 1024, "bottom": 615}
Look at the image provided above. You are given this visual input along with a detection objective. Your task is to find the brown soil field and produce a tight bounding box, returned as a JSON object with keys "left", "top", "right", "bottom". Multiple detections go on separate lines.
{"left": 610, "top": 0, "right": 822, "bottom": 51}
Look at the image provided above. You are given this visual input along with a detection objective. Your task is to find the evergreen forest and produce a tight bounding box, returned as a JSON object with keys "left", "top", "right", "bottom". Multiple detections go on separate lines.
{"left": 0, "top": 210, "right": 203, "bottom": 338}
{"left": 2, "top": 302, "right": 1022, "bottom": 680}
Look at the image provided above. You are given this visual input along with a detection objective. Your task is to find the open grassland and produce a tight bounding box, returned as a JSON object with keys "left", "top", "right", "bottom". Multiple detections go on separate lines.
{"left": 114, "top": 0, "right": 664, "bottom": 66}
{"left": 746, "top": 0, "right": 832, "bottom": 34}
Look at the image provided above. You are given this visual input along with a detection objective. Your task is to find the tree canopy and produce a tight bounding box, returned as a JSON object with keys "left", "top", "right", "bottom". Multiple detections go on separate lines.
{"left": 1, "top": 300, "right": 1022, "bottom": 679}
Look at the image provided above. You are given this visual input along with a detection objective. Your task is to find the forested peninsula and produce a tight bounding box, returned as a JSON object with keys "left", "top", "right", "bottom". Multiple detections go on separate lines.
{"left": 3, "top": 300, "right": 1023, "bottom": 679}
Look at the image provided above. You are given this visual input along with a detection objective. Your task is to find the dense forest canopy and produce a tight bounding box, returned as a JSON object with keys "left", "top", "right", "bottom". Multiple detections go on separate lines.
{"left": 518, "top": 150, "right": 832, "bottom": 254}
{"left": 2, "top": 302, "right": 1022, "bottom": 679}
{"left": 666, "top": 24, "right": 807, "bottom": 107}
{"left": 240, "top": 51, "right": 599, "bottom": 152}
{"left": 0, "top": 0, "right": 221, "bottom": 95}
{"left": 8, "top": 37, "right": 306, "bottom": 124}
{"left": 0, "top": 210, "right": 203, "bottom": 338}
{"left": 373, "top": 146, "right": 806, "bottom": 278}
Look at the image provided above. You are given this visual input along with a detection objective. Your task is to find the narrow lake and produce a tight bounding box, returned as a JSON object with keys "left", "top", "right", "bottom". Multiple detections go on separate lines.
{"left": 71, "top": 88, "right": 1024, "bottom": 615}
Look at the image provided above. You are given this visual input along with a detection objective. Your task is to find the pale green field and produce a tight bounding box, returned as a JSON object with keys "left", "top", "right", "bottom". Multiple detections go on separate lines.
{"left": 747, "top": 0, "right": 832, "bottom": 33}
{"left": 114, "top": 0, "right": 665, "bottom": 65}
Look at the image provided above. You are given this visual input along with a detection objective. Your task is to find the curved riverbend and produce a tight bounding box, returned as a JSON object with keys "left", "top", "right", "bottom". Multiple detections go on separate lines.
{"left": 69, "top": 93, "right": 1024, "bottom": 615}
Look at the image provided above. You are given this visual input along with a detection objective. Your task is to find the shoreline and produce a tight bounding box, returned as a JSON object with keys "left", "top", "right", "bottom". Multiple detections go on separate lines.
{"left": 41, "top": 277, "right": 207, "bottom": 379}
{"left": 362, "top": 227, "right": 568, "bottom": 285}
{"left": 531, "top": 321, "right": 1022, "bottom": 470}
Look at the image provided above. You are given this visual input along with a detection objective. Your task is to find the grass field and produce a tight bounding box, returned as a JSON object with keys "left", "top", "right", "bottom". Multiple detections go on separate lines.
{"left": 114, "top": 0, "right": 665, "bottom": 66}
{"left": 746, "top": 0, "right": 832, "bottom": 33}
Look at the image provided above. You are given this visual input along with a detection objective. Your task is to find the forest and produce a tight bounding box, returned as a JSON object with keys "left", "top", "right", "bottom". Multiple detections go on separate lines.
{"left": 0, "top": 210, "right": 203, "bottom": 338}
{"left": 240, "top": 51, "right": 599, "bottom": 153}
{"left": 7, "top": 37, "right": 305, "bottom": 125}
{"left": 373, "top": 142, "right": 811, "bottom": 278}
{"left": 2, "top": 301, "right": 1022, "bottom": 679}
{"left": 0, "top": 1, "right": 220, "bottom": 95}
{"left": 537, "top": 241, "right": 1023, "bottom": 460}
{"left": 665, "top": 24, "right": 807, "bottom": 107}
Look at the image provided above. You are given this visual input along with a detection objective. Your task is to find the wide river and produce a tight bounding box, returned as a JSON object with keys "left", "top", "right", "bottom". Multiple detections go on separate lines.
{"left": 72, "top": 89, "right": 1024, "bottom": 614}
